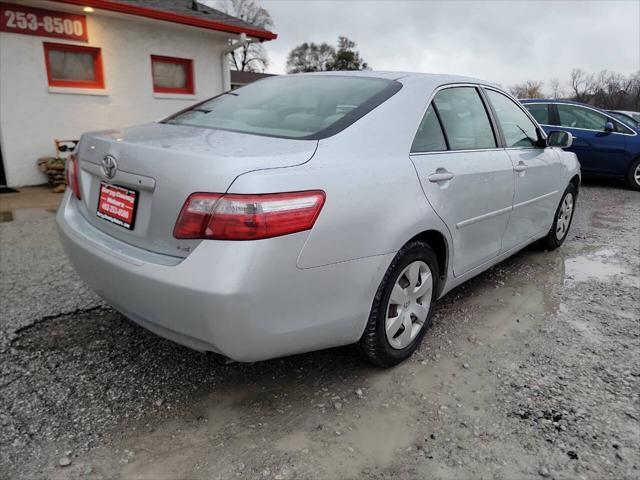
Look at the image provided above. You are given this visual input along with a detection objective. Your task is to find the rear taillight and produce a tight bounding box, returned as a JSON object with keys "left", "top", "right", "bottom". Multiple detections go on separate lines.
{"left": 66, "top": 153, "right": 81, "bottom": 199}
{"left": 173, "top": 190, "right": 326, "bottom": 240}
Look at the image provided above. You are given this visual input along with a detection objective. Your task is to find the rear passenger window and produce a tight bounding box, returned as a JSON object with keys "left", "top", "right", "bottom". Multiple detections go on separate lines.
{"left": 524, "top": 103, "right": 550, "bottom": 125}
{"left": 433, "top": 87, "right": 496, "bottom": 150}
{"left": 485, "top": 90, "right": 539, "bottom": 148}
{"left": 411, "top": 104, "right": 447, "bottom": 153}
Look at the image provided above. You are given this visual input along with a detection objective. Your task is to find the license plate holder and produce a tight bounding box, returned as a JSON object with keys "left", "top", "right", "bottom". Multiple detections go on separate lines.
{"left": 96, "top": 182, "right": 138, "bottom": 230}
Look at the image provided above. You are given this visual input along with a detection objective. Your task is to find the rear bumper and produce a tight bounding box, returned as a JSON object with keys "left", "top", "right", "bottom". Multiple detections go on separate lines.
{"left": 56, "top": 192, "right": 392, "bottom": 361}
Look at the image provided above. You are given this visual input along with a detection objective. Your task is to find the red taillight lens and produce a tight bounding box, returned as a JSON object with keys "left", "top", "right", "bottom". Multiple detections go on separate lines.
{"left": 173, "top": 193, "right": 223, "bottom": 239}
{"left": 173, "top": 191, "right": 326, "bottom": 240}
{"left": 66, "top": 153, "right": 81, "bottom": 199}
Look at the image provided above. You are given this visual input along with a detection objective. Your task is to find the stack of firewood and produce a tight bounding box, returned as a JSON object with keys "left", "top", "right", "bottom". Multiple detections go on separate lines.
{"left": 37, "top": 157, "right": 67, "bottom": 193}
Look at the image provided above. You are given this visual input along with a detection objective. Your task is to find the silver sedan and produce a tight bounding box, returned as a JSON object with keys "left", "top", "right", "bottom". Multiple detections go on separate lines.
{"left": 57, "top": 72, "right": 580, "bottom": 366}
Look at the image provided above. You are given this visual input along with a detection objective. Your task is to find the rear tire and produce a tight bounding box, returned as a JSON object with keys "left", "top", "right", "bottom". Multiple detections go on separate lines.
{"left": 626, "top": 158, "right": 640, "bottom": 191}
{"left": 358, "top": 241, "right": 439, "bottom": 367}
{"left": 539, "top": 183, "right": 577, "bottom": 251}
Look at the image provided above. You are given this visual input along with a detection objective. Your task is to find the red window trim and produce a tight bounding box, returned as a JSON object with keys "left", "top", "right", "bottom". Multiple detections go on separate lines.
{"left": 151, "top": 55, "right": 195, "bottom": 95}
{"left": 43, "top": 42, "right": 105, "bottom": 89}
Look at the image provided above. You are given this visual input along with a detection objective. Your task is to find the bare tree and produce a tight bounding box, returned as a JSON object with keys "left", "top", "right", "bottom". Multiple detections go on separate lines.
{"left": 513, "top": 69, "right": 639, "bottom": 110}
{"left": 568, "top": 69, "right": 595, "bottom": 103}
{"left": 549, "top": 77, "right": 562, "bottom": 99}
{"left": 509, "top": 80, "right": 544, "bottom": 99}
{"left": 216, "top": 0, "right": 274, "bottom": 72}
{"left": 628, "top": 71, "right": 640, "bottom": 110}
{"left": 593, "top": 70, "right": 629, "bottom": 109}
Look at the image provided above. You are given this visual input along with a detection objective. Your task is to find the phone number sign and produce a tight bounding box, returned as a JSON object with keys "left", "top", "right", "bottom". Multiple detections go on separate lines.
{"left": 0, "top": 3, "right": 88, "bottom": 42}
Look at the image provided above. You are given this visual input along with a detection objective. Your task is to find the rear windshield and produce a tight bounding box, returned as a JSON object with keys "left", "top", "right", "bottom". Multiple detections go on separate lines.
{"left": 163, "top": 75, "right": 401, "bottom": 140}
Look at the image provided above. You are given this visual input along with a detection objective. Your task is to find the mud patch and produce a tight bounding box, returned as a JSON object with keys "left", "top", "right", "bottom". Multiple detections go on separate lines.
{"left": 590, "top": 210, "right": 622, "bottom": 229}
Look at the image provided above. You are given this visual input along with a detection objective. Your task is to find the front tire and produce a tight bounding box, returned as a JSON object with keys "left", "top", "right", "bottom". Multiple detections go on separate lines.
{"left": 539, "top": 183, "right": 577, "bottom": 251}
{"left": 358, "top": 241, "right": 439, "bottom": 367}
{"left": 626, "top": 158, "right": 640, "bottom": 191}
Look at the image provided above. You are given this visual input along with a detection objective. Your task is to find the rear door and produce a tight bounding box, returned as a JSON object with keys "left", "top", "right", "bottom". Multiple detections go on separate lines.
{"left": 554, "top": 103, "right": 628, "bottom": 175}
{"left": 483, "top": 88, "right": 563, "bottom": 249}
{"left": 410, "top": 86, "right": 514, "bottom": 276}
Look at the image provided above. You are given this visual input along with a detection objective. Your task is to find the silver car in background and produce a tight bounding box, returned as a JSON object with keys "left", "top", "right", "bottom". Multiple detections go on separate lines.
{"left": 57, "top": 72, "right": 580, "bottom": 366}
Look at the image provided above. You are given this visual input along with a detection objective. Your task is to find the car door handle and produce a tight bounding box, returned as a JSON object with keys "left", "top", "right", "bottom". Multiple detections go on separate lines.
{"left": 514, "top": 162, "right": 528, "bottom": 173}
{"left": 428, "top": 171, "right": 455, "bottom": 182}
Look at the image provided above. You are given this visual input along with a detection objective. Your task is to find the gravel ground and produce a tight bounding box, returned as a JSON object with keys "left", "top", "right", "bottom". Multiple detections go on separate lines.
{"left": 0, "top": 208, "right": 103, "bottom": 350}
{"left": 0, "top": 182, "right": 638, "bottom": 480}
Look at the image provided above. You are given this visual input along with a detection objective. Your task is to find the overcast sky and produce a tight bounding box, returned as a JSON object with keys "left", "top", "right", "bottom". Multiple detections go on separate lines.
{"left": 250, "top": 0, "right": 639, "bottom": 93}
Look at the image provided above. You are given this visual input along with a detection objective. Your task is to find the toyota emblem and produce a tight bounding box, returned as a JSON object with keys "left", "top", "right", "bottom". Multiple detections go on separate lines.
{"left": 101, "top": 155, "right": 118, "bottom": 179}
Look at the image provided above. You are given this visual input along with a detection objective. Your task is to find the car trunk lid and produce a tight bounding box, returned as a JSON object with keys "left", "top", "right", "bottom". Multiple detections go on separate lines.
{"left": 75, "top": 123, "right": 318, "bottom": 258}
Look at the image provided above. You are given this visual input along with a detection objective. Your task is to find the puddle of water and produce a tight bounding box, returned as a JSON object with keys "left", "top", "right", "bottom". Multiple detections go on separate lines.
{"left": 564, "top": 248, "right": 636, "bottom": 286}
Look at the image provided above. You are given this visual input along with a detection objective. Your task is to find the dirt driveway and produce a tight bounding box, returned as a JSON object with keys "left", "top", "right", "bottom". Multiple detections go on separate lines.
{"left": 1, "top": 182, "right": 638, "bottom": 480}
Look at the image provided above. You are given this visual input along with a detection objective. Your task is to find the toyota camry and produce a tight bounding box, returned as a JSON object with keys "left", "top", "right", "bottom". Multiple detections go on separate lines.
{"left": 57, "top": 72, "right": 580, "bottom": 366}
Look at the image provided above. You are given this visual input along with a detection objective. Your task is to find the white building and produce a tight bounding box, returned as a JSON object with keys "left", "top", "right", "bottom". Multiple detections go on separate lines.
{"left": 0, "top": 0, "right": 276, "bottom": 187}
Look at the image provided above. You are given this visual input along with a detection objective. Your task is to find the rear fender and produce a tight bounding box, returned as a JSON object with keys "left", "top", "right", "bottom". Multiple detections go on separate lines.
{"left": 228, "top": 156, "right": 452, "bottom": 273}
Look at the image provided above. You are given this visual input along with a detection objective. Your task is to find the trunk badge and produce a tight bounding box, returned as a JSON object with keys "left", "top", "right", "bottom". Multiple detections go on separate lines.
{"left": 101, "top": 155, "right": 118, "bottom": 179}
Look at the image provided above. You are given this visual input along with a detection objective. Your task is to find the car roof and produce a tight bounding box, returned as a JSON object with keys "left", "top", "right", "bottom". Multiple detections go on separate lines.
{"left": 293, "top": 70, "right": 497, "bottom": 86}
{"left": 521, "top": 98, "right": 596, "bottom": 107}
{"left": 520, "top": 98, "right": 619, "bottom": 115}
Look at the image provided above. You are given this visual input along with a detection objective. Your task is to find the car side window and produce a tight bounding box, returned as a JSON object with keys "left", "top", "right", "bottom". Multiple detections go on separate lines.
{"left": 411, "top": 104, "right": 447, "bottom": 153}
{"left": 485, "top": 90, "right": 539, "bottom": 148}
{"left": 613, "top": 119, "right": 633, "bottom": 134}
{"left": 523, "top": 103, "right": 550, "bottom": 125}
{"left": 557, "top": 104, "right": 607, "bottom": 131}
{"left": 432, "top": 87, "right": 496, "bottom": 150}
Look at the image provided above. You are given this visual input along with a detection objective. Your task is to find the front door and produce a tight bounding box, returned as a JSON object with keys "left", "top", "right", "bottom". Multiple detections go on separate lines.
{"left": 482, "top": 88, "right": 563, "bottom": 250}
{"left": 410, "top": 86, "right": 514, "bottom": 276}
{"left": 554, "top": 103, "right": 628, "bottom": 175}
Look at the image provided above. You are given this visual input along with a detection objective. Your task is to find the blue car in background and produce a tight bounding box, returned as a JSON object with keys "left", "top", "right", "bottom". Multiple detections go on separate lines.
{"left": 522, "top": 99, "right": 640, "bottom": 190}
{"left": 607, "top": 110, "right": 640, "bottom": 130}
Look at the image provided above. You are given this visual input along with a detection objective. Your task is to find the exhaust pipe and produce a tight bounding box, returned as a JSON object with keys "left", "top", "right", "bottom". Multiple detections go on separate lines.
{"left": 208, "top": 352, "right": 236, "bottom": 366}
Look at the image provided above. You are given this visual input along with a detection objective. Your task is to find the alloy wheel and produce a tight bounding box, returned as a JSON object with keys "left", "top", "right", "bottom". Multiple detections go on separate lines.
{"left": 385, "top": 261, "right": 433, "bottom": 350}
{"left": 635, "top": 163, "right": 640, "bottom": 188}
{"left": 556, "top": 192, "right": 574, "bottom": 241}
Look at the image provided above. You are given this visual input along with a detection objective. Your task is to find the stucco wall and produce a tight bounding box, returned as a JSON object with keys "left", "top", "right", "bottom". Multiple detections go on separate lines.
{"left": 0, "top": 2, "right": 229, "bottom": 186}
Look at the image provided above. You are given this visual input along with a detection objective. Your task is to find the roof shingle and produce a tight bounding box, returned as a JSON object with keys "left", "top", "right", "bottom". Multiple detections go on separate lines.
{"left": 54, "top": 0, "right": 276, "bottom": 39}
{"left": 115, "top": 0, "right": 267, "bottom": 32}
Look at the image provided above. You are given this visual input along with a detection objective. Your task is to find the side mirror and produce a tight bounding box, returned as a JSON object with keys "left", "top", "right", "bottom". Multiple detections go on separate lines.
{"left": 604, "top": 121, "right": 614, "bottom": 132}
{"left": 547, "top": 130, "right": 573, "bottom": 149}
